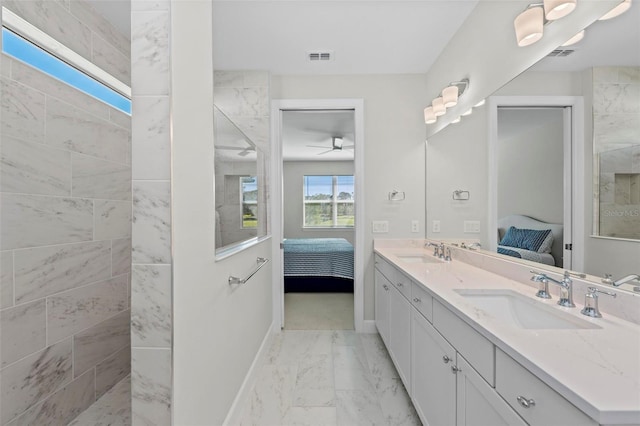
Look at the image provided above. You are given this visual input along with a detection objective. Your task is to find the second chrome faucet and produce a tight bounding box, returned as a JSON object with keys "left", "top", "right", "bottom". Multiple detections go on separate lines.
{"left": 530, "top": 270, "right": 586, "bottom": 308}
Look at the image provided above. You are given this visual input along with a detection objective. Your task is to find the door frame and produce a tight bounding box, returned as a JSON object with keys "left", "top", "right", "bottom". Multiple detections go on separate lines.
{"left": 487, "top": 96, "right": 585, "bottom": 271}
{"left": 270, "top": 98, "right": 365, "bottom": 331}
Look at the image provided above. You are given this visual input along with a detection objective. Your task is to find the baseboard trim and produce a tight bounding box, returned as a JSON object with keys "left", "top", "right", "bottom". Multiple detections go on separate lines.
{"left": 223, "top": 322, "right": 277, "bottom": 426}
{"left": 362, "top": 320, "right": 378, "bottom": 334}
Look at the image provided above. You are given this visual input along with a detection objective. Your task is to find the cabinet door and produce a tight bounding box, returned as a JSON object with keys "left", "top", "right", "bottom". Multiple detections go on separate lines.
{"left": 389, "top": 284, "right": 411, "bottom": 390}
{"left": 375, "top": 269, "right": 390, "bottom": 345}
{"left": 411, "top": 308, "right": 456, "bottom": 426}
{"left": 456, "top": 355, "right": 526, "bottom": 426}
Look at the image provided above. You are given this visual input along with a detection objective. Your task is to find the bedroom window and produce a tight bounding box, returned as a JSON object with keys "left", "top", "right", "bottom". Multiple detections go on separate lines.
{"left": 241, "top": 176, "right": 258, "bottom": 229}
{"left": 303, "top": 175, "right": 354, "bottom": 228}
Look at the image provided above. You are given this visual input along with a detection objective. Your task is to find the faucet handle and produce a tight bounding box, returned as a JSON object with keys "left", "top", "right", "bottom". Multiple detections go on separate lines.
{"left": 601, "top": 273, "right": 614, "bottom": 285}
{"left": 581, "top": 287, "right": 616, "bottom": 318}
{"left": 564, "top": 270, "right": 586, "bottom": 280}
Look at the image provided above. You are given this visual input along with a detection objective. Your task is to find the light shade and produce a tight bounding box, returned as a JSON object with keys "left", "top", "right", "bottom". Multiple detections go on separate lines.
{"left": 462, "top": 108, "right": 473, "bottom": 116}
{"left": 599, "top": 0, "right": 631, "bottom": 20}
{"left": 442, "top": 85, "right": 459, "bottom": 108}
{"left": 544, "top": 0, "right": 576, "bottom": 20}
{"left": 451, "top": 116, "right": 461, "bottom": 124}
{"left": 424, "top": 107, "right": 437, "bottom": 124}
{"left": 514, "top": 7, "right": 544, "bottom": 47}
{"left": 432, "top": 97, "right": 446, "bottom": 117}
{"left": 333, "top": 137, "right": 343, "bottom": 149}
{"left": 474, "top": 99, "right": 486, "bottom": 107}
{"left": 562, "top": 30, "right": 585, "bottom": 46}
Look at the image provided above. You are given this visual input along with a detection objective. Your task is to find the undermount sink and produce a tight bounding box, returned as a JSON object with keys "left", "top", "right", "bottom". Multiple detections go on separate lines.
{"left": 397, "top": 254, "right": 442, "bottom": 264}
{"left": 454, "top": 289, "right": 601, "bottom": 330}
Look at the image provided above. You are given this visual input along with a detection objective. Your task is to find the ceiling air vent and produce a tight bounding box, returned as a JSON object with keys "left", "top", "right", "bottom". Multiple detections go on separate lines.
{"left": 547, "top": 49, "right": 575, "bottom": 57}
{"left": 307, "top": 51, "right": 333, "bottom": 62}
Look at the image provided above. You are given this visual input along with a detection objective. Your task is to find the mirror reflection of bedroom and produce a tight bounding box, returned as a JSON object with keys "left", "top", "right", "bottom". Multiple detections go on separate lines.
{"left": 497, "top": 107, "right": 567, "bottom": 268}
{"left": 281, "top": 109, "right": 356, "bottom": 330}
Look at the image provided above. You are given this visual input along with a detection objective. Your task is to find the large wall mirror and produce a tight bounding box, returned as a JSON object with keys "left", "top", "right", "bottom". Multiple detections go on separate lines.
{"left": 426, "top": 2, "right": 640, "bottom": 292}
{"left": 214, "top": 105, "right": 268, "bottom": 257}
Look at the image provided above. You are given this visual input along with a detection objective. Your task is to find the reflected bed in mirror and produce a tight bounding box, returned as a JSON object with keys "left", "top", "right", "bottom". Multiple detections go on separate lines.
{"left": 214, "top": 105, "right": 268, "bottom": 258}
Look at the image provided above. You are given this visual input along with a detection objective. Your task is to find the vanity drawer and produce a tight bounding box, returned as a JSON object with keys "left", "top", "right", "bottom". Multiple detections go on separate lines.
{"left": 374, "top": 255, "right": 398, "bottom": 283}
{"left": 393, "top": 271, "right": 413, "bottom": 300}
{"left": 433, "top": 300, "right": 494, "bottom": 386}
{"left": 411, "top": 282, "right": 433, "bottom": 322}
{"left": 495, "top": 349, "right": 597, "bottom": 426}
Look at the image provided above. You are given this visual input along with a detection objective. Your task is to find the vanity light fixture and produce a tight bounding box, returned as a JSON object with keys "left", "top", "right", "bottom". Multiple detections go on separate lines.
{"left": 474, "top": 99, "right": 486, "bottom": 107}
{"left": 424, "top": 106, "right": 437, "bottom": 124}
{"left": 432, "top": 97, "right": 446, "bottom": 117}
{"left": 562, "top": 29, "right": 585, "bottom": 46}
{"left": 451, "top": 116, "right": 462, "bottom": 124}
{"left": 442, "top": 85, "right": 459, "bottom": 108}
{"left": 599, "top": 0, "right": 631, "bottom": 20}
{"left": 462, "top": 108, "right": 473, "bottom": 116}
{"left": 543, "top": 0, "right": 576, "bottom": 20}
{"left": 514, "top": 5, "right": 545, "bottom": 47}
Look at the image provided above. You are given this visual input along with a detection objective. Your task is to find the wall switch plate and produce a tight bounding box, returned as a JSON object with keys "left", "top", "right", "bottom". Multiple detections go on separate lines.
{"left": 411, "top": 220, "right": 419, "bottom": 233}
{"left": 372, "top": 220, "right": 389, "bottom": 233}
{"left": 464, "top": 220, "right": 481, "bottom": 233}
{"left": 432, "top": 220, "right": 441, "bottom": 233}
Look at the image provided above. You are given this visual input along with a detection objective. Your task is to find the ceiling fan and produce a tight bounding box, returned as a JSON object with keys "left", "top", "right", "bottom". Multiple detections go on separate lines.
{"left": 307, "top": 137, "right": 354, "bottom": 155}
{"left": 214, "top": 145, "right": 256, "bottom": 156}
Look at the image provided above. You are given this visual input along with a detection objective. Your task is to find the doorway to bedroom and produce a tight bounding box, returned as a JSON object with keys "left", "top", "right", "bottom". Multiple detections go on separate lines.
{"left": 271, "top": 99, "right": 365, "bottom": 331}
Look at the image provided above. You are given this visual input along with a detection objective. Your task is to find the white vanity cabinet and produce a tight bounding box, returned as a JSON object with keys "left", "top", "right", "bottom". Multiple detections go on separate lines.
{"left": 374, "top": 268, "right": 391, "bottom": 346}
{"left": 389, "top": 282, "right": 411, "bottom": 389}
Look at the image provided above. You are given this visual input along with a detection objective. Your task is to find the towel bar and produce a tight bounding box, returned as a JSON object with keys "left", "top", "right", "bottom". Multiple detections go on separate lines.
{"left": 228, "top": 257, "right": 269, "bottom": 285}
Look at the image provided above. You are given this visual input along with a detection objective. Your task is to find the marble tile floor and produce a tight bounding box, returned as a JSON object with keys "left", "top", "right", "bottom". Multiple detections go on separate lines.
{"left": 237, "top": 330, "right": 421, "bottom": 426}
{"left": 68, "top": 375, "right": 131, "bottom": 426}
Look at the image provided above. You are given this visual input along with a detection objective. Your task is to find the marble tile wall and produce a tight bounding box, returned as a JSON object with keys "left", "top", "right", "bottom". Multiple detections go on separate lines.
{"left": 130, "top": 1, "right": 173, "bottom": 425}
{"left": 0, "top": 1, "right": 131, "bottom": 424}
{"left": 593, "top": 67, "right": 640, "bottom": 239}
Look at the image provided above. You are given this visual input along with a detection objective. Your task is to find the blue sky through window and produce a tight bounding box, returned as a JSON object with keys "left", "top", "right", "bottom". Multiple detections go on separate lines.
{"left": 2, "top": 28, "right": 131, "bottom": 114}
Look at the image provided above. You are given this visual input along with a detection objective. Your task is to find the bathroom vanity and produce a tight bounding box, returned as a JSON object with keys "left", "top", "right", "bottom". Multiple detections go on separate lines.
{"left": 374, "top": 240, "right": 640, "bottom": 426}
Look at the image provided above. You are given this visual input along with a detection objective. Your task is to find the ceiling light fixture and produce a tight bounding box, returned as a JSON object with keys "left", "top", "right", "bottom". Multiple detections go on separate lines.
{"left": 543, "top": 0, "right": 576, "bottom": 20}
{"left": 432, "top": 97, "right": 446, "bottom": 117}
{"left": 424, "top": 107, "right": 437, "bottom": 124}
{"left": 599, "top": 0, "right": 631, "bottom": 20}
{"left": 562, "top": 29, "right": 585, "bottom": 46}
{"left": 514, "top": 5, "right": 545, "bottom": 47}
{"left": 332, "top": 137, "right": 343, "bottom": 150}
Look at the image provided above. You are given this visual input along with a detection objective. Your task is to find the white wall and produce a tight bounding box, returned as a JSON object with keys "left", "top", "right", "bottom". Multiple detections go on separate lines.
{"left": 272, "top": 74, "right": 427, "bottom": 320}
{"left": 497, "top": 108, "right": 564, "bottom": 224}
{"left": 172, "top": 3, "right": 272, "bottom": 425}
{"left": 283, "top": 161, "right": 355, "bottom": 244}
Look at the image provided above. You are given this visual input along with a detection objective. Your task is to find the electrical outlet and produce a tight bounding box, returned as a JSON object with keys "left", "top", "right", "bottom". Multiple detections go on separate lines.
{"left": 372, "top": 220, "right": 389, "bottom": 233}
{"left": 464, "top": 220, "right": 481, "bottom": 233}
{"left": 432, "top": 220, "right": 441, "bottom": 233}
{"left": 411, "top": 220, "right": 419, "bottom": 233}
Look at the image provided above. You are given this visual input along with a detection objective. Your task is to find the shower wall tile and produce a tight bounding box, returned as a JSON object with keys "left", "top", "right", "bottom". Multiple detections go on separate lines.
{"left": 131, "top": 11, "right": 170, "bottom": 96}
{"left": 73, "top": 309, "right": 130, "bottom": 378}
{"left": 95, "top": 200, "right": 133, "bottom": 240}
{"left": 72, "top": 153, "right": 131, "bottom": 200}
{"left": 1, "top": 77, "right": 46, "bottom": 144}
{"left": 1, "top": 55, "right": 11, "bottom": 78}
{"left": 131, "top": 264, "right": 171, "bottom": 347}
{"left": 47, "top": 275, "right": 128, "bottom": 344}
{"left": 92, "top": 33, "right": 132, "bottom": 86}
{"left": 131, "top": 96, "right": 171, "bottom": 180}
{"left": 4, "top": 369, "right": 94, "bottom": 426}
{"left": 2, "top": 0, "right": 92, "bottom": 61}
{"left": 1, "top": 251, "right": 13, "bottom": 309}
{"left": 131, "top": 0, "right": 170, "bottom": 11}
{"left": 0, "top": 299, "right": 46, "bottom": 368}
{"left": 1, "top": 194, "right": 93, "bottom": 250}
{"left": 96, "top": 344, "right": 131, "bottom": 399}
{"left": 14, "top": 240, "right": 111, "bottom": 304}
{"left": 110, "top": 108, "right": 132, "bottom": 129}
{"left": 46, "top": 98, "right": 130, "bottom": 165}
{"left": 132, "top": 348, "right": 172, "bottom": 426}
{"left": 112, "top": 238, "right": 132, "bottom": 276}
{"left": 132, "top": 181, "right": 171, "bottom": 264}
{"left": 69, "top": 0, "right": 131, "bottom": 57}
{"left": 214, "top": 87, "right": 270, "bottom": 117}
{"left": 9, "top": 60, "right": 110, "bottom": 120}
{"left": 1, "top": 136, "right": 71, "bottom": 196}
{"left": 0, "top": 338, "right": 72, "bottom": 424}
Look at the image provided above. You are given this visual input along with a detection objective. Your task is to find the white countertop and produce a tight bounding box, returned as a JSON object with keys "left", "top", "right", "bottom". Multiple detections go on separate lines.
{"left": 374, "top": 244, "right": 640, "bottom": 425}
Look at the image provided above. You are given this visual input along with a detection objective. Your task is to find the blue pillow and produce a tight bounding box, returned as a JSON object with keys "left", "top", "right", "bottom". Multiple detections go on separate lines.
{"left": 499, "top": 226, "right": 552, "bottom": 252}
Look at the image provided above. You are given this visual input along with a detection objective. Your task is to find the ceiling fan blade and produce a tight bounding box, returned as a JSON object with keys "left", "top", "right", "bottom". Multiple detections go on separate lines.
{"left": 306, "top": 145, "right": 331, "bottom": 149}
{"left": 343, "top": 145, "right": 354, "bottom": 149}
{"left": 317, "top": 149, "right": 334, "bottom": 155}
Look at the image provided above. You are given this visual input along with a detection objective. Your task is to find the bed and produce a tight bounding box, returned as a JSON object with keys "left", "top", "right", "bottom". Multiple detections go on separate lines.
{"left": 283, "top": 238, "right": 354, "bottom": 293}
{"left": 497, "top": 215, "right": 564, "bottom": 267}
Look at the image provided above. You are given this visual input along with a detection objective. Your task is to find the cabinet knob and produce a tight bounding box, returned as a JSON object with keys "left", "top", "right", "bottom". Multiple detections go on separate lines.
{"left": 451, "top": 365, "right": 461, "bottom": 374}
{"left": 516, "top": 396, "right": 536, "bottom": 409}
{"left": 383, "top": 284, "right": 389, "bottom": 291}
{"left": 442, "top": 355, "right": 451, "bottom": 364}
{"left": 397, "top": 282, "right": 404, "bottom": 287}
{"left": 413, "top": 297, "right": 421, "bottom": 303}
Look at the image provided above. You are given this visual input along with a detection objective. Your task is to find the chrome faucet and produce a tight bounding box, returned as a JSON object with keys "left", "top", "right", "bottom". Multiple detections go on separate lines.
{"left": 438, "top": 243, "right": 445, "bottom": 259}
{"left": 603, "top": 274, "right": 640, "bottom": 287}
{"left": 581, "top": 287, "right": 616, "bottom": 318}
{"left": 530, "top": 270, "right": 585, "bottom": 308}
{"left": 425, "top": 242, "right": 440, "bottom": 257}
